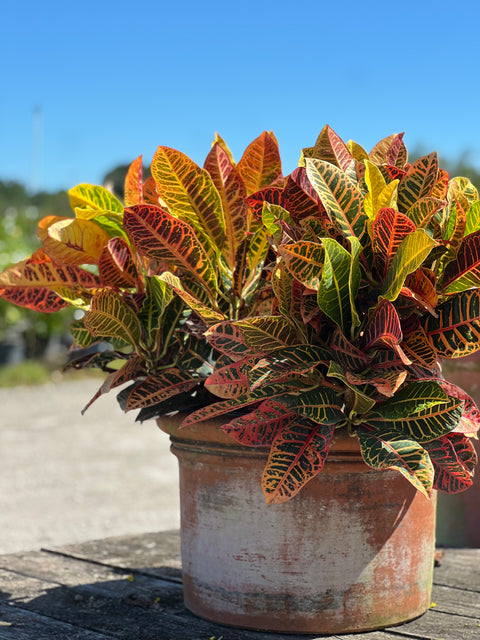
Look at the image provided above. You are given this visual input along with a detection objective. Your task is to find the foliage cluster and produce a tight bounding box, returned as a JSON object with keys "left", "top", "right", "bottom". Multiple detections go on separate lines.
{"left": 1, "top": 127, "right": 480, "bottom": 503}
{"left": 0, "top": 181, "right": 73, "bottom": 353}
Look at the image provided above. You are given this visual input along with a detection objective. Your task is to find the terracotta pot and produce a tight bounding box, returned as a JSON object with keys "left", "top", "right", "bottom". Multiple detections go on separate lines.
{"left": 158, "top": 415, "right": 437, "bottom": 634}
{"left": 437, "top": 357, "right": 480, "bottom": 547}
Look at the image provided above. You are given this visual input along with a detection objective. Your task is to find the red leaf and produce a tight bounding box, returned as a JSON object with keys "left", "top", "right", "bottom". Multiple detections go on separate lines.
{"left": 362, "top": 299, "right": 411, "bottom": 365}
{"left": 99, "top": 237, "right": 139, "bottom": 288}
{"left": 372, "top": 207, "right": 416, "bottom": 279}
{"left": 222, "top": 399, "right": 296, "bottom": 446}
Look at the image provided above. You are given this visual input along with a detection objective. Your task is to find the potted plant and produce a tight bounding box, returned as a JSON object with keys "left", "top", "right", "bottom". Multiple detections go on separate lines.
{"left": 1, "top": 126, "right": 479, "bottom": 634}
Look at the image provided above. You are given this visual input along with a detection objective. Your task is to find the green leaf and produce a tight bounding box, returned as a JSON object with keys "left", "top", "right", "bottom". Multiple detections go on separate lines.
{"left": 317, "top": 237, "right": 360, "bottom": 336}
{"left": 68, "top": 183, "right": 124, "bottom": 215}
{"left": 423, "top": 290, "right": 480, "bottom": 357}
{"left": 277, "top": 387, "right": 345, "bottom": 424}
{"left": 84, "top": 290, "right": 143, "bottom": 348}
{"left": 358, "top": 430, "right": 434, "bottom": 497}
{"left": 248, "top": 345, "right": 327, "bottom": 390}
{"left": 151, "top": 146, "right": 225, "bottom": 252}
{"left": 365, "top": 383, "right": 463, "bottom": 443}
{"left": 262, "top": 202, "right": 293, "bottom": 243}
{"left": 326, "top": 360, "right": 376, "bottom": 414}
{"left": 381, "top": 229, "right": 437, "bottom": 301}
{"left": 465, "top": 201, "right": 480, "bottom": 236}
{"left": 262, "top": 419, "right": 335, "bottom": 503}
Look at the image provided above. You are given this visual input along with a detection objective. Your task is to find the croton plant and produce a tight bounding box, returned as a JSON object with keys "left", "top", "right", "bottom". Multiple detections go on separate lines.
{"left": 1, "top": 125, "right": 479, "bottom": 503}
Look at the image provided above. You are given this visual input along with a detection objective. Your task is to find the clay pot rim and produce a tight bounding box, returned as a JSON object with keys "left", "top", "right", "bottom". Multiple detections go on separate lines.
{"left": 156, "top": 413, "right": 362, "bottom": 456}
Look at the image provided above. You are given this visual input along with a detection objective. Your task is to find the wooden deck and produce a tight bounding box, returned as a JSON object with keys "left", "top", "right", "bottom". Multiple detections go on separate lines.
{"left": 0, "top": 530, "right": 478, "bottom": 639}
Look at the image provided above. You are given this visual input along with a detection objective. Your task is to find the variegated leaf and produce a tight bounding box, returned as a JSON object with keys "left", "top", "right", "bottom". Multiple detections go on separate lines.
{"left": 443, "top": 231, "right": 480, "bottom": 293}
{"left": 362, "top": 298, "right": 411, "bottom": 364}
{"left": 42, "top": 218, "right": 111, "bottom": 266}
{"left": 124, "top": 156, "right": 144, "bottom": 206}
{"left": 248, "top": 344, "right": 327, "bottom": 390}
{"left": 369, "top": 133, "right": 407, "bottom": 168}
{"left": 181, "top": 383, "right": 298, "bottom": 426}
{"left": 99, "top": 237, "right": 139, "bottom": 288}
{"left": 123, "top": 204, "right": 217, "bottom": 299}
{"left": 205, "top": 357, "right": 251, "bottom": 398}
{"left": 278, "top": 240, "right": 324, "bottom": 290}
{"left": 423, "top": 290, "right": 480, "bottom": 358}
{"left": 234, "top": 316, "right": 300, "bottom": 352}
{"left": 0, "top": 252, "right": 100, "bottom": 291}
{"left": 0, "top": 286, "right": 69, "bottom": 312}
{"left": 151, "top": 146, "right": 225, "bottom": 251}
{"left": 68, "top": 183, "right": 124, "bottom": 215}
{"left": 305, "top": 158, "right": 368, "bottom": 244}
{"left": 397, "top": 153, "right": 439, "bottom": 213}
{"left": 204, "top": 321, "right": 253, "bottom": 359}
{"left": 262, "top": 419, "right": 335, "bottom": 503}
{"left": 84, "top": 290, "right": 143, "bottom": 347}
{"left": 358, "top": 430, "right": 433, "bottom": 497}
{"left": 401, "top": 322, "right": 438, "bottom": 369}
{"left": 276, "top": 387, "right": 345, "bottom": 424}
{"left": 365, "top": 384, "right": 463, "bottom": 443}
{"left": 204, "top": 141, "right": 248, "bottom": 268}
{"left": 159, "top": 272, "right": 225, "bottom": 325}
{"left": 381, "top": 229, "right": 437, "bottom": 301}
{"left": 272, "top": 263, "right": 304, "bottom": 328}
{"left": 405, "top": 197, "right": 445, "bottom": 228}
{"left": 304, "top": 125, "right": 354, "bottom": 171}
{"left": 237, "top": 131, "right": 283, "bottom": 195}
{"left": 222, "top": 399, "right": 296, "bottom": 446}
{"left": 372, "top": 207, "right": 416, "bottom": 279}
{"left": 424, "top": 433, "right": 477, "bottom": 493}
{"left": 403, "top": 268, "right": 438, "bottom": 315}
{"left": 330, "top": 327, "right": 372, "bottom": 372}
{"left": 465, "top": 201, "right": 480, "bottom": 237}
{"left": 363, "top": 160, "right": 386, "bottom": 220}
{"left": 82, "top": 356, "right": 146, "bottom": 414}
{"left": 125, "top": 369, "right": 198, "bottom": 411}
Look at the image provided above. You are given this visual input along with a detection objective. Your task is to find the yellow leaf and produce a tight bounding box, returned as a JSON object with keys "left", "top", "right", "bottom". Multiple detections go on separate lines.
{"left": 42, "top": 219, "right": 110, "bottom": 266}
{"left": 364, "top": 160, "right": 386, "bottom": 220}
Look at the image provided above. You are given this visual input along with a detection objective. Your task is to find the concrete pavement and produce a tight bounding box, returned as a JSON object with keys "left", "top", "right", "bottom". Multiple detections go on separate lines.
{"left": 0, "top": 376, "right": 180, "bottom": 554}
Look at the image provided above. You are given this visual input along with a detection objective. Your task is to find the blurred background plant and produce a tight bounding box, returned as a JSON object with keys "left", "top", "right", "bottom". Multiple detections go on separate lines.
{"left": 0, "top": 153, "right": 478, "bottom": 385}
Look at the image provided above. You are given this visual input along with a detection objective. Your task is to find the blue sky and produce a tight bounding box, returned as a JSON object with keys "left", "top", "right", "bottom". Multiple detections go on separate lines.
{"left": 2, "top": 0, "right": 480, "bottom": 193}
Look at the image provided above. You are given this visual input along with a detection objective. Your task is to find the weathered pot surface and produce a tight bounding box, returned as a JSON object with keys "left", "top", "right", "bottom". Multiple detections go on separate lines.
{"left": 158, "top": 414, "right": 436, "bottom": 634}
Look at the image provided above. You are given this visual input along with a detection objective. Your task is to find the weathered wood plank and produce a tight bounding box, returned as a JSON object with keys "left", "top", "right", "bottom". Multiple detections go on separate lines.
{"left": 44, "top": 530, "right": 182, "bottom": 582}
{"left": 434, "top": 548, "right": 480, "bottom": 591}
{"left": 0, "top": 567, "right": 302, "bottom": 640}
{"left": 430, "top": 584, "right": 480, "bottom": 618}
{"left": 0, "top": 605, "right": 115, "bottom": 639}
